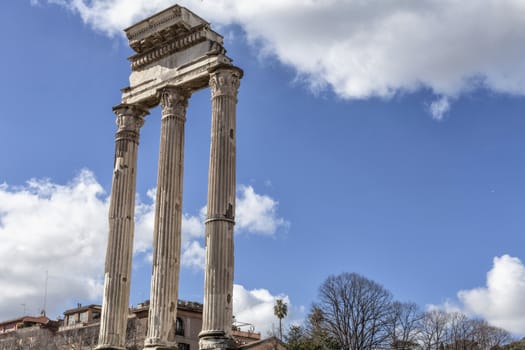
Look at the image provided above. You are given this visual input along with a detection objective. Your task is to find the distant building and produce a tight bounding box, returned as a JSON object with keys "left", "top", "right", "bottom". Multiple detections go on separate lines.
{"left": 0, "top": 300, "right": 281, "bottom": 350}
{"left": 0, "top": 316, "right": 56, "bottom": 334}
{"left": 0, "top": 316, "right": 59, "bottom": 350}
{"left": 61, "top": 304, "right": 101, "bottom": 329}
{"left": 127, "top": 300, "right": 208, "bottom": 350}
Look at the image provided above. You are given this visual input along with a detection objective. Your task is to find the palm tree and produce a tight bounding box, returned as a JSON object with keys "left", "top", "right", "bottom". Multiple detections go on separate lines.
{"left": 274, "top": 298, "right": 288, "bottom": 341}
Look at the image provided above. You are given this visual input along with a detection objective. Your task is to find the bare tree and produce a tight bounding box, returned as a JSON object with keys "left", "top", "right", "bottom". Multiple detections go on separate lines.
{"left": 387, "top": 302, "right": 422, "bottom": 350}
{"left": 445, "top": 312, "right": 475, "bottom": 350}
{"left": 469, "top": 319, "right": 512, "bottom": 350}
{"left": 415, "top": 310, "right": 512, "bottom": 350}
{"left": 316, "top": 272, "right": 393, "bottom": 350}
{"left": 418, "top": 310, "right": 450, "bottom": 350}
{"left": 304, "top": 306, "right": 339, "bottom": 350}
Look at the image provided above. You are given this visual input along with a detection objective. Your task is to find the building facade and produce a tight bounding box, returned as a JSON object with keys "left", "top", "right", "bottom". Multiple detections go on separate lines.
{"left": 0, "top": 301, "right": 270, "bottom": 350}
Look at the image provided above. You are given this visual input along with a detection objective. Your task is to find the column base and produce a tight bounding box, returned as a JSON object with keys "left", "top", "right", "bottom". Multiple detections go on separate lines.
{"left": 143, "top": 339, "right": 178, "bottom": 350}
{"left": 199, "top": 331, "right": 236, "bottom": 350}
{"left": 95, "top": 345, "right": 126, "bottom": 350}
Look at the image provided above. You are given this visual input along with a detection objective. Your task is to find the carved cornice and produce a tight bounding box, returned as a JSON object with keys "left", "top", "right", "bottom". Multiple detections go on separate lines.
{"left": 159, "top": 87, "right": 190, "bottom": 120}
{"left": 209, "top": 68, "right": 242, "bottom": 99}
{"left": 125, "top": 6, "right": 183, "bottom": 42}
{"left": 129, "top": 26, "right": 210, "bottom": 71}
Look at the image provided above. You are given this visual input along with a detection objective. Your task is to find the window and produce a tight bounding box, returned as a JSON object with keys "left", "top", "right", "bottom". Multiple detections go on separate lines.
{"left": 178, "top": 343, "right": 190, "bottom": 350}
{"left": 175, "top": 317, "right": 184, "bottom": 336}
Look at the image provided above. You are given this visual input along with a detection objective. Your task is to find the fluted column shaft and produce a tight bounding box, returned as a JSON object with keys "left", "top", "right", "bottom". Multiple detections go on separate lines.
{"left": 200, "top": 67, "right": 242, "bottom": 350}
{"left": 144, "top": 87, "right": 189, "bottom": 350}
{"left": 97, "top": 104, "right": 148, "bottom": 350}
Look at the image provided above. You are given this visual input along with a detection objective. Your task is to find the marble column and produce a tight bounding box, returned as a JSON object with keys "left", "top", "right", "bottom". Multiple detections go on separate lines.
{"left": 97, "top": 104, "right": 148, "bottom": 350}
{"left": 199, "top": 67, "right": 242, "bottom": 350}
{"left": 144, "top": 87, "right": 190, "bottom": 349}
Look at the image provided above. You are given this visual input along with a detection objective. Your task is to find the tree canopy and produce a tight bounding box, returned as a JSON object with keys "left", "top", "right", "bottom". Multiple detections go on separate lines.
{"left": 284, "top": 272, "right": 512, "bottom": 350}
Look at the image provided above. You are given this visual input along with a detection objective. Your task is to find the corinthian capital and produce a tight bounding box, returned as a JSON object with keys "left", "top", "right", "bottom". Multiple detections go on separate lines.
{"left": 159, "top": 86, "right": 190, "bottom": 120}
{"left": 113, "top": 104, "right": 149, "bottom": 132}
{"left": 209, "top": 67, "right": 243, "bottom": 99}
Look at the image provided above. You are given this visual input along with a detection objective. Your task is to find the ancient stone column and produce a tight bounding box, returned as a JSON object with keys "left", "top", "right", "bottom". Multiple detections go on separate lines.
{"left": 199, "top": 67, "right": 242, "bottom": 350}
{"left": 97, "top": 104, "right": 148, "bottom": 350}
{"left": 144, "top": 87, "right": 190, "bottom": 350}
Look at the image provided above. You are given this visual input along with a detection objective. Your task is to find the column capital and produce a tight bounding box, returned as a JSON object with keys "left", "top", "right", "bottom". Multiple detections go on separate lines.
{"left": 113, "top": 103, "right": 149, "bottom": 131}
{"left": 159, "top": 86, "right": 190, "bottom": 120}
{"left": 113, "top": 104, "right": 149, "bottom": 144}
{"left": 209, "top": 66, "right": 243, "bottom": 99}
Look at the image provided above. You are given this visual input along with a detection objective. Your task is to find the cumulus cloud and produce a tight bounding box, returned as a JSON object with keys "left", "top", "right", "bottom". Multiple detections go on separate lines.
{"left": 162, "top": 185, "right": 289, "bottom": 270}
{"left": 0, "top": 170, "right": 107, "bottom": 319}
{"left": 134, "top": 189, "right": 156, "bottom": 255}
{"left": 134, "top": 188, "right": 207, "bottom": 267}
{"left": 458, "top": 255, "right": 525, "bottom": 334}
{"left": 0, "top": 171, "right": 287, "bottom": 319}
{"left": 236, "top": 185, "right": 289, "bottom": 235}
{"left": 38, "top": 0, "right": 525, "bottom": 117}
{"left": 118, "top": 184, "right": 287, "bottom": 271}
{"left": 233, "top": 284, "right": 303, "bottom": 336}
{"left": 179, "top": 211, "right": 207, "bottom": 269}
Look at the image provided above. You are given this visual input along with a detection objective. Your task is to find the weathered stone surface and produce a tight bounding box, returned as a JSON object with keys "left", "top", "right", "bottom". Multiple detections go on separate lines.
{"left": 199, "top": 67, "right": 242, "bottom": 350}
{"left": 144, "top": 87, "right": 190, "bottom": 350}
{"left": 121, "top": 5, "right": 229, "bottom": 108}
{"left": 97, "top": 104, "right": 148, "bottom": 350}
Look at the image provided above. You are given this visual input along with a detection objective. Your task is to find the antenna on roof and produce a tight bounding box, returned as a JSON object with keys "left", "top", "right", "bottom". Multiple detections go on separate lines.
{"left": 42, "top": 270, "right": 48, "bottom": 317}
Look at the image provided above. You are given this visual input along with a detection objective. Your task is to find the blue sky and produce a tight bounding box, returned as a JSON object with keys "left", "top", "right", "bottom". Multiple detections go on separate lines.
{"left": 1, "top": 0, "right": 525, "bottom": 336}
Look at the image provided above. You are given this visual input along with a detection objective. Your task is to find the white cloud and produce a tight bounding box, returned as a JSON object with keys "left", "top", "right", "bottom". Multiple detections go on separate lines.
{"left": 38, "top": 0, "right": 525, "bottom": 117}
{"left": 0, "top": 170, "right": 107, "bottom": 319}
{"left": 173, "top": 186, "right": 289, "bottom": 270}
{"left": 236, "top": 185, "right": 289, "bottom": 235}
{"left": 179, "top": 212, "right": 207, "bottom": 269}
{"left": 134, "top": 185, "right": 288, "bottom": 270}
{"left": 458, "top": 255, "right": 525, "bottom": 334}
{"left": 429, "top": 96, "right": 450, "bottom": 121}
{"left": 134, "top": 188, "right": 206, "bottom": 267}
{"left": 0, "top": 171, "right": 287, "bottom": 319}
{"left": 134, "top": 189, "right": 156, "bottom": 255}
{"left": 181, "top": 241, "right": 206, "bottom": 270}
{"left": 233, "top": 284, "right": 302, "bottom": 336}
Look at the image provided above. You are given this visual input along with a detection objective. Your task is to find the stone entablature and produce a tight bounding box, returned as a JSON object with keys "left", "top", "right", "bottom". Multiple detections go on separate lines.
{"left": 129, "top": 24, "right": 213, "bottom": 71}
{"left": 125, "top": 5, "right": 208, "bottom": 52}
{"left": 121, "top": 5, "right": 228, "bottom": 108}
